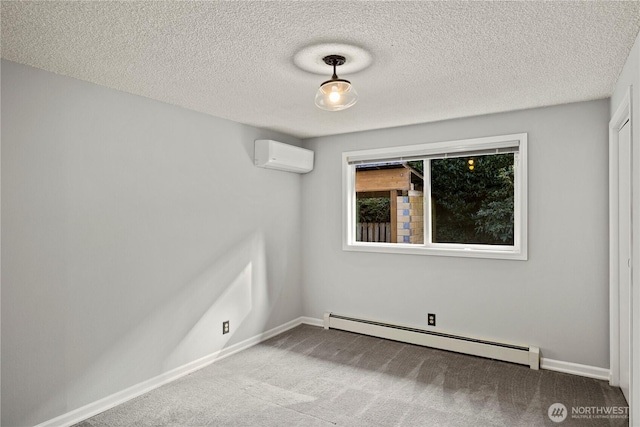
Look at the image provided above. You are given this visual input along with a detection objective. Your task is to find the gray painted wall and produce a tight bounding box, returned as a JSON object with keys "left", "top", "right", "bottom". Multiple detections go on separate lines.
{"left": 301, "top": 99, "right": 610, "bottom": 368}
{"left": 1, "top": 60, "right": 304, "bottom": 427}
{"left": 0, "top": 52, "right": 622, "bottom": 426}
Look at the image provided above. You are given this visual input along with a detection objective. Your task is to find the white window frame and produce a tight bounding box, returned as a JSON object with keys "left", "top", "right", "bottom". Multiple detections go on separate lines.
{"left": 342, "top": 133, "right": 528, "bottom": 260}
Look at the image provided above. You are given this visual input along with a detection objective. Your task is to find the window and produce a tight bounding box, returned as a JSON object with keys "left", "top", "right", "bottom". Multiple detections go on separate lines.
{"left": 343, "top": 133, "right": 527, "bottom": 260}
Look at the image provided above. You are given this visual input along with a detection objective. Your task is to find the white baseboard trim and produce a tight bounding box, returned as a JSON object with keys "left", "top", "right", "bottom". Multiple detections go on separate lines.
{"left": 541, "top": 358, "right": 610, "bottom": 381}
{"left": 35, "top": 316, "right": 309, "bottom": 427}
{"left": 314, "top": 316, "right": 610, "bottom": 381}
{"left": 300, "top": 316, "right": 323, "bottom": 327}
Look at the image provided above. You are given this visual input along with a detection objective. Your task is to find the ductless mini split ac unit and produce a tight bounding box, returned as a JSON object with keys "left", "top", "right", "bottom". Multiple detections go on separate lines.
{"left": 254, "top": 139, "right": 314, "bottom": 174}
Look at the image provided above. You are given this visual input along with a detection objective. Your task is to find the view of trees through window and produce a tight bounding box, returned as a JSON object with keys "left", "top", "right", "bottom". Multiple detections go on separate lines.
{"left": 357, "top": 197, "right": 390, "bottom": 223}
{"left": 354, "top": 153, "right": 515, "bottom": 246}
{"left": 347, "top": 133, "right": 525, "bottom": 258}
{"left": 423, "top": 153, "right": 515, "bottom": 245}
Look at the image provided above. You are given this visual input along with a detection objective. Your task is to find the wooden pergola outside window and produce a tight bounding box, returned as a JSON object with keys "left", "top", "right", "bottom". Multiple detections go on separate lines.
{"left": 355, "top": 162, "right": 423, "bottom": 243}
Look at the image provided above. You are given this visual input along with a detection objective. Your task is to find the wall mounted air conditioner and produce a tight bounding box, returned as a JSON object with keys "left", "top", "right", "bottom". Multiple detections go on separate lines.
{"left": 254, "top": 140, "right": 314, "bottom": 174}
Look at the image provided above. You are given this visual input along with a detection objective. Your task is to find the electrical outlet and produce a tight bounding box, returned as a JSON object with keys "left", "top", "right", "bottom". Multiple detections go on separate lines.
{"left": 222, "top": 320, "right": 230, "bottom": 335}
{"left": 428, "top": 313, "right": 436, "bottom": 326}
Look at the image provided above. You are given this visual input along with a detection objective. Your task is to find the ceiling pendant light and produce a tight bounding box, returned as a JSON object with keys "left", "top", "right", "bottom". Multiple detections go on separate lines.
{"left": 314, "top": 55, "right": 358, "bottom": 111}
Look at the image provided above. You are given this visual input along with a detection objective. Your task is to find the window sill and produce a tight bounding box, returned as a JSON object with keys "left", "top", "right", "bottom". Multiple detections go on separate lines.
{"left": 343, "top": 242, "right": 527, "bottom": 260}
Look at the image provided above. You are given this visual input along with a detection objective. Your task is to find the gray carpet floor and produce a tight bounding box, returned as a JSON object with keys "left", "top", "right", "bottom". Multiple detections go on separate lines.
{"left": 74, "top": 324, "right": 628, "bottom": 426}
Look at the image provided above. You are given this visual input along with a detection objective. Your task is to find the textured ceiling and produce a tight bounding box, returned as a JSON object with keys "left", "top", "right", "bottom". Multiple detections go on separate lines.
{"left": 2, "top": 1, "right": 640, "bottom": 138}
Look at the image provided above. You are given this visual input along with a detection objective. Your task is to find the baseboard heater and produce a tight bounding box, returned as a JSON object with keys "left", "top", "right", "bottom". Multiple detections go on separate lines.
{"left": 323, "top": 312, "right": 539, "bottom": 370}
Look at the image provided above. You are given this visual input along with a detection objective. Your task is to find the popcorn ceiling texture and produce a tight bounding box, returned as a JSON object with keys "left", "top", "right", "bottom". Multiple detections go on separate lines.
{"left": 2, "top": 1, "right": 639, "bottom": 138}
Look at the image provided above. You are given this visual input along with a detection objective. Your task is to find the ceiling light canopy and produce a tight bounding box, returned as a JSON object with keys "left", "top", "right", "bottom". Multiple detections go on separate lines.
{"left": 314, "top": 55, "right": 358, "bottom": 112}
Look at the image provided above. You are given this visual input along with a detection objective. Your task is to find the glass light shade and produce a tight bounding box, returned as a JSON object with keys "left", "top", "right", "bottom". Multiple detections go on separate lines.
{"left": 314, "top": 79, "right": 358, "bottom": 111}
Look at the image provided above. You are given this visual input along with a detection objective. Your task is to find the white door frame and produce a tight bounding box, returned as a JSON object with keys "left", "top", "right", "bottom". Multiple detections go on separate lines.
{"left": 610, "top": 87, "right": 632, "bottom": 388}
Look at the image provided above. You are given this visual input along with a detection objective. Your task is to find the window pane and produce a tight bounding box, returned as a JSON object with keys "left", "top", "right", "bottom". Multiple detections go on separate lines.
{"left": 355, "top": 161, "right": 424, "bottom": 244}
{"left": 430, "top": 153, "right": 514, "bottom": 245}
